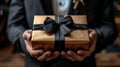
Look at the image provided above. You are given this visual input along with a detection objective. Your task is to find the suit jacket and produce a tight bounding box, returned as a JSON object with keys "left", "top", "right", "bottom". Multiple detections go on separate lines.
{"left": 7, "top": 0, "right": 118, "bottom": 67}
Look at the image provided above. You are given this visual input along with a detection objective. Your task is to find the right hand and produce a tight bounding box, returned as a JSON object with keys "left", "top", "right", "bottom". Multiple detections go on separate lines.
{"left": 22, "top": 30, "right": 60, "bottom": 61}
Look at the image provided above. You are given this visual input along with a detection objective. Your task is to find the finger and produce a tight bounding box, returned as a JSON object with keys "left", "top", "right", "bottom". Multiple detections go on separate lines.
{"left": 89, "top": 30, "right": 97, "bottom": 54}
{"left": 46, "top": 51, "right": 60, "bottom": 61}
{"left": 77, "top": 50, "right": 90, "bottom": 57}
{"left": 25, "top": 40, "right": 44, "bottom": 57}
{"left": 77, "top": 50, "right": 87, "bottom": 57}
{"left": 25, "top": 32, "right": 31, "bottom": 40}
{"left": 90, "top": 37, "right": 97, "bottom": 52}
{"left": 25, "top": 40, "right": 32, "bottom": 50}
{"left": 23, "top": 33, "right": 31, "bottom": 41}
{"left": 30, "top": 50, "right": 44, "bottom": 58}
{"left": 89, "top": 37, "right": 97, "bottom": 54}
{"left": 61, "top": 51, "right": 75, "bottom": 61}
{"left": 22, "top": 30, "right": 32, "bottom": 40}
{"left": 27, "top": 30, "right": 32, "bottom": 34}
{"left": 89, "top": 30, "right": 97, "bottom": 41}
{"left": 67, "top": 50, "right": 85, "bottom": 62}
{"left": 37, "top": 51, "right": 52, "bottom": 61}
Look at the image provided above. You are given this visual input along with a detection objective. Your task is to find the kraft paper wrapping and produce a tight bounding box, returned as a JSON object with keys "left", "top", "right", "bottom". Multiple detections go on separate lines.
{"left": 31, "top": 15, "right": 90, "bottom": 51}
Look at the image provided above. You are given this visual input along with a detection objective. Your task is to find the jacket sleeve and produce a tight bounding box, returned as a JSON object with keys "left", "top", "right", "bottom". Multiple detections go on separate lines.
{"left": 7, "top": 0, "right": 28, "bottom": 54}
{"left": 94, "top": 0, "right": 118, "bottom": 53}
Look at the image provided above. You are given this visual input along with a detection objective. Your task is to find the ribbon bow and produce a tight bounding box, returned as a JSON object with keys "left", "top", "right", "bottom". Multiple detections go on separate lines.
{"left": 44, "top": 16, "right": 74, "bottom": 36}
{"left": 33, "top": 16, "right": 88, "bottom": 35}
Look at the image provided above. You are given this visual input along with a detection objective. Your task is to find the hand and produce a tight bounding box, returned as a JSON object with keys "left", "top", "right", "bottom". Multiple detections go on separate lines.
{"left": 61, "top": 29, "right": 97, "bottom": 61}
{"left": 22, "top": 30, "right": 60, "bottom": 61}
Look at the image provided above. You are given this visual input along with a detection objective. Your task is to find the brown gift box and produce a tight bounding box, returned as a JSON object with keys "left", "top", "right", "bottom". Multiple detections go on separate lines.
{"left": 31, "top": 15, "right": 90, "bottom": 51}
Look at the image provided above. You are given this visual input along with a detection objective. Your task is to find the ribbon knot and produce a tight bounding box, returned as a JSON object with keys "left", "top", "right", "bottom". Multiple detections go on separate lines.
{"left": 44, "top": 16, "right": 74, "bottom": 36}
{"left": 44, "top": 17, "right": 59, "bottom": 33}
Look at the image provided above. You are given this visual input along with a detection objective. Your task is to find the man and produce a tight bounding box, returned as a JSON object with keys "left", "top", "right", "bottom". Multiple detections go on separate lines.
{"left": 7, "top": 0, "right": 117, "bottom": 67}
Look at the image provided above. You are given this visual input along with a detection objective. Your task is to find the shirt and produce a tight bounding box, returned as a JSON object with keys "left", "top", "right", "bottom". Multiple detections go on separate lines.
{"left": 52, "top": 0, "right": 72, "bottom": 15}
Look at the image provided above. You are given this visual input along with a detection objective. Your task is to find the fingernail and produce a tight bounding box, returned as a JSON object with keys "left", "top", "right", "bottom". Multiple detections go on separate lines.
{"left": 78, "top": 51, "right": 83, "bottom": 55}
{"left": 61, "top": 51, "right": 65, "bottom": 55}
{"left": 67, "top": 51, "right": 73, "bottom": 56}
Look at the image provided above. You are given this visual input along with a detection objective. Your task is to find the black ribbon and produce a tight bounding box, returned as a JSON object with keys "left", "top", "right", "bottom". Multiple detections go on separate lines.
{"left": 33, "top": 16, "right": 88, "bottom": 51}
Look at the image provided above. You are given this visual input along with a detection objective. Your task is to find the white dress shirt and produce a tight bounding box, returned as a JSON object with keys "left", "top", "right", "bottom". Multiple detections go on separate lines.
{"left": 52, "top": 0, "right": 72, "bottom": 15}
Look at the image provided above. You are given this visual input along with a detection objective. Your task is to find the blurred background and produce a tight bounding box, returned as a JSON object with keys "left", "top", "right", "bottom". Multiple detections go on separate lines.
{"left": 0, "top": 0, "right": 120, "bottom": 67}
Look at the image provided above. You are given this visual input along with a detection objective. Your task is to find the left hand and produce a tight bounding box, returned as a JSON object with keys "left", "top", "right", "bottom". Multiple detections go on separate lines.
{"left": 23, "top": 30, "right": 60, "bottom": 61}
{"left": 61, "top": 29, "right": 97, "bottom": 61}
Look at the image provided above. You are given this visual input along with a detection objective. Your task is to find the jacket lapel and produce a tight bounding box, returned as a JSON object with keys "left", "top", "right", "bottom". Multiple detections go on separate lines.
{"left": 40, "top": 0, "right": 53, "bottom": 15}
{"left": 33, "top": 0, "right": 45, "bottom": 15}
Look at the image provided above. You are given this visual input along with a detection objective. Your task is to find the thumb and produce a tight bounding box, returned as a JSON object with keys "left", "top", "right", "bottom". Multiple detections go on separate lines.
{"left": 23, "top": 30, "right": 32, "bottom": 40}
{"left": 89, "top": 29, "right": 97, "bottom": 41}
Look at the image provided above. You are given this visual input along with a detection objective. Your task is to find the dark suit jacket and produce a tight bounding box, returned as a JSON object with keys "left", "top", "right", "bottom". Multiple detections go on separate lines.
{"left": 7, "top": 0, "right": 118, "bottom": 67}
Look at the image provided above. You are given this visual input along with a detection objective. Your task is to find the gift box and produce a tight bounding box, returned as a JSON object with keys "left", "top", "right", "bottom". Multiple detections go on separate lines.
{"left": 31, "top": 15, "right": 90, "bottom": 51}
